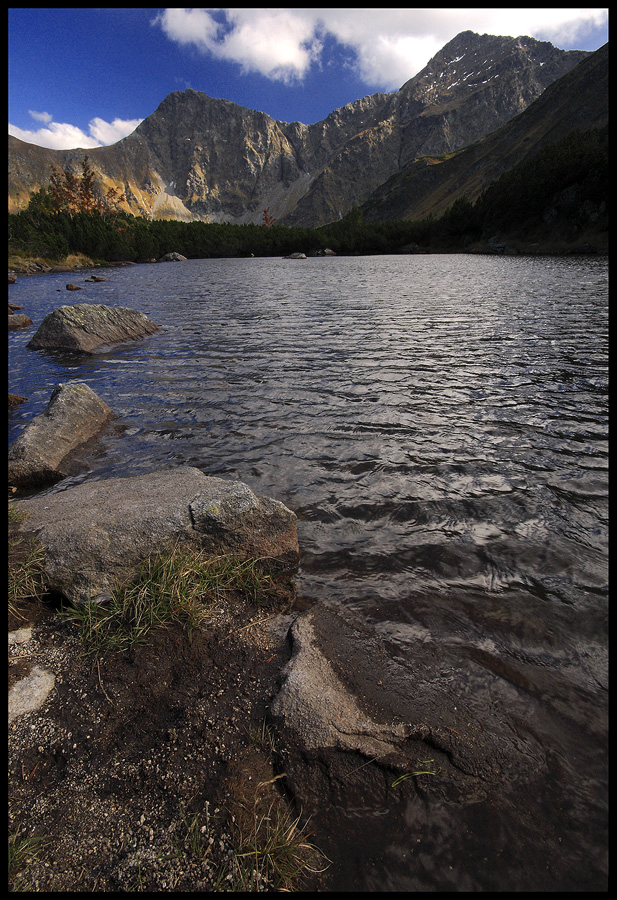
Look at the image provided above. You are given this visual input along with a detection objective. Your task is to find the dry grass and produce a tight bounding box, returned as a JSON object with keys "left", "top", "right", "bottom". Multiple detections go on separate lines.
{"left": 8, "top": 503, "right": 48, "bottom": 621}
{"left": 220, "top": 803, "right": 329, "bottom": 891}
{"left": 61, "top": 543, "right": 288, "bottom": 656}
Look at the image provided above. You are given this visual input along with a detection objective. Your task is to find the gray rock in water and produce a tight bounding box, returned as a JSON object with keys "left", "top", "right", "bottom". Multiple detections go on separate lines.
{"left": 157, "top": 252, "right": 188, "bottom": 262}
{"left": 272, "top": 604, "right": 549, "bottom": 789}
{"left": 14, "top": 466, "right": 299, "bottom": 605}
{"left": 271, "top": 612, "right": 411, "bottom": 765}
{"left": 8, "top": 313, "right": 33, "bottom": 330}
{"left": 8, "top": 382, "right": 115, "bottom": 489}
{"left": 27, "top": 303, "right": 160, "bottom": 354}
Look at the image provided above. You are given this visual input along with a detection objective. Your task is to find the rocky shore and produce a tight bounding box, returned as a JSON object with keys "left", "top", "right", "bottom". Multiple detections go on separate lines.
{"left": 8, "top": 301, "right": 325, "bottom": 890}
{"left": 9, "top": 575, "right": 308, "bottom": 891}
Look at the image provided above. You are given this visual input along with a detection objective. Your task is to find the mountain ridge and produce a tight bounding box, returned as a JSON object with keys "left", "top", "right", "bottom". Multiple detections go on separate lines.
{"left": 8, "top": 31, "right": 592, "bottom": 226}
{"left": 361, "top": 41, "right": 608, "bottom": 224}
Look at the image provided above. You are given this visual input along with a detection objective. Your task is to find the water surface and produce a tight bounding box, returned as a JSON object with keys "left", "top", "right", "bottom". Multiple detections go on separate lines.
{"left": 9, "top": 253, "right": 608, "bottom": 889}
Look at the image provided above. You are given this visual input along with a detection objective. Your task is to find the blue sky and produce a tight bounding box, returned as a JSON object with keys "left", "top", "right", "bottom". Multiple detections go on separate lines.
{"left": 8, "top": 8, "right": 609, "bottom": 150}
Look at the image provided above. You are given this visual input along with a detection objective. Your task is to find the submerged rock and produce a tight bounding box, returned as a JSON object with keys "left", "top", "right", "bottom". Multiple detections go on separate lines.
{"left": 27, "top": 303, "right": 160, "bottom": 354}
{"left": 8, "top": 393, "right": 27, "bottom": 410}
{"left": 8, "top": 382, "right": 115, "bottom": 489}
{"left": 272, "top": 612, "right": 411, "bottom": 764}
{"left": 14, "top": 466, "right": 299, "bottom": 605}
{"left": 272, "top": 604, "right": 549, "bottom": 784}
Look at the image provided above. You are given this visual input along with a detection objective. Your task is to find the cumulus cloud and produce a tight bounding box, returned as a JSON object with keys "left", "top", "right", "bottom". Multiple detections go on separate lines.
{"left": 153, "top": 7, "right": 608, "bottom": 90}
{"left": 88, "top": 117, "right": 144, "bottom": 145}
{"left": 154, "top": 7, "right": 322, "bottom": 83}
{"left": 8, "top": 114, "right": 143, "bottom": 150}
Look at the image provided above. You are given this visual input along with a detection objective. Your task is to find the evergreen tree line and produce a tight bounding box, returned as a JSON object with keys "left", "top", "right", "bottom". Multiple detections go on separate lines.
{"left": 8, "top": 125, "right": 607, "bottom": 263}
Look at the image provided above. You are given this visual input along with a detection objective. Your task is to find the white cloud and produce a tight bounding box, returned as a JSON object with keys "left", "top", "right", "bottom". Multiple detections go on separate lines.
{"left": 8, "top": 115, "right": 143, "bottom": 150}
{"left": 154, "top": 7, "right": 322, "bottom": 83}
{"left": 88, "top": 117, "right": 144, "bottom": 145}
{"left": 154, "top": 7, "right": 608, "bottom": 90}
{"left": 28, "top": 109, "right": 53, "bottom": 124}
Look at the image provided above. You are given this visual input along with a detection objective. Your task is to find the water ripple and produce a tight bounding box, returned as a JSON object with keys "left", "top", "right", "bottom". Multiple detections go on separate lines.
{"left": 8, "top": 253, "right": 608, "bottom": 886}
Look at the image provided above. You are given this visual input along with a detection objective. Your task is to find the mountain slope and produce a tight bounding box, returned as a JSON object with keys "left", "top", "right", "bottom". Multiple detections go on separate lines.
{"left": 362, "top": 42, "right": 608, "bottom": 223}
{"left": 8, "top": 31, "right": 590, "bottom": 227}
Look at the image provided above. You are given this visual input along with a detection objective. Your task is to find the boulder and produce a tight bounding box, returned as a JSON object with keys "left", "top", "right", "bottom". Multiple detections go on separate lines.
{"left": 48, "top": 265, "right": 73, "bottom": 273}
{"left": 9, "top": 272, "right": 17, "bottom": 284}
{"left": 84, "top": 275, "right": 108, "bottom": 282}
{"left": 14, "top": 466, "right": 299, "bottom": 605}
{"left": 284, "top": 252, "right": 307, "bottom": 259}
{"left": 314, "top": 248, "right": 336, "bottom": 256}
{"left": 8, "top": 382, "right": 115, "bottom": 490}
{"left": 158, "top": 252, "right": 187, "bottom": 262}
{"left": 65, "top": 283, "right": 82, "bottom": 291}
{"left": 27, "top": 303, "right": 160, "bottom": 354}
{"left": 8, "top": 313, "right": 33, "bottom": 330}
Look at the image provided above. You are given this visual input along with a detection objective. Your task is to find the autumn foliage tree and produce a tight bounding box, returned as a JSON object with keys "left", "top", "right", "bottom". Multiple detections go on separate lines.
{"left": 27, "top": 155, "right": 127, "bottom": 217}
{"left": 262, "top": 207, "right": 276, "bottom": 227}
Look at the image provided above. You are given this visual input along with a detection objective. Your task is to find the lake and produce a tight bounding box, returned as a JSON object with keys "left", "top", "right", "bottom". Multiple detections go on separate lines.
{"left": 8, "top": 253, "right": 608, "bottom": 889}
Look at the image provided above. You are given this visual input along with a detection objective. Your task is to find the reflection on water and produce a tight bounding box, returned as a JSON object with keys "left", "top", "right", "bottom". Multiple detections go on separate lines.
{"left": 8, "top": 253, "right": 608, "bottom": 888}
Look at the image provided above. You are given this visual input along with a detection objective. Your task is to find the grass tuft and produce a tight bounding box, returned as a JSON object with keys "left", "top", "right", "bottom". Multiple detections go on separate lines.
{"left": 9, "top": 504, "right": 49, "bottom": 620}
{"left": 220, "top": 804, "right": 329, "bottom": 892}
{"left": 391, "top": 759, "right": 442, "bottom": 787}
{"left": 8, "top": 830, "right": 48, "bottom": 891}
{"left": 62, "top": 543, "right": 287, "bottom": 656}
{"left": 246, "top": 719, "right": 277, "bottom": 755}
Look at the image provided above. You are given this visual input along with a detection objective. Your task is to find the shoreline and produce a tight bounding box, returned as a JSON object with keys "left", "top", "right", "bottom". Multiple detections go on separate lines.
{"left": 8, "top": 228, "right": 609, "bottom": 280}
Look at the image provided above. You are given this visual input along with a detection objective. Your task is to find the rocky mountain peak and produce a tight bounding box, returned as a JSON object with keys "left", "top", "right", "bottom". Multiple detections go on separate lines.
{"left": 9, "top": 31, "right": 594, "bottom": 227}
{"left": 399, "top": 30, "right": 588, "bottom": 107}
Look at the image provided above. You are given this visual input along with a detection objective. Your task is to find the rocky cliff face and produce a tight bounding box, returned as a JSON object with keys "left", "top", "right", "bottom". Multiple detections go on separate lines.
{"left": 8, "top": 31, "right": 590, "bottom": 227}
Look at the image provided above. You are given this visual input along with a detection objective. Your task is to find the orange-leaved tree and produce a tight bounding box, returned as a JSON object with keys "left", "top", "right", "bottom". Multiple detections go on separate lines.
{"left": 27, "top": 155, "right": 127, "bottom": 217}
{"left": 263, "top": 208, "right": 276, "bottom": 227}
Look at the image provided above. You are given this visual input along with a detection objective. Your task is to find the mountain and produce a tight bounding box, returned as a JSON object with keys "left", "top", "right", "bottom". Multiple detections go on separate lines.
{"left": 361, "top": 42, "right": 608, "bottom": 224}
{"left": 8, "top": 31, "right": 591, "bottom": 227}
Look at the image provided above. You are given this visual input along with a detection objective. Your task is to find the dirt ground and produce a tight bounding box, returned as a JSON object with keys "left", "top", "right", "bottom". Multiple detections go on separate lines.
{"left": 8, "top": 578, "right": 329, "bottom": 891}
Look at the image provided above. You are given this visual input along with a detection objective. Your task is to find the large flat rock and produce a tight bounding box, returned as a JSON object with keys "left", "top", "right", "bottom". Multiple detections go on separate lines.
{"left": 8, "top": 382, "right": 115, "bottom": 490}
{"left": 27, "top": 304, "right": 160, "bottom": 354}
{"left": 15, "top": 466, "right": 299, "bottom": 605}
